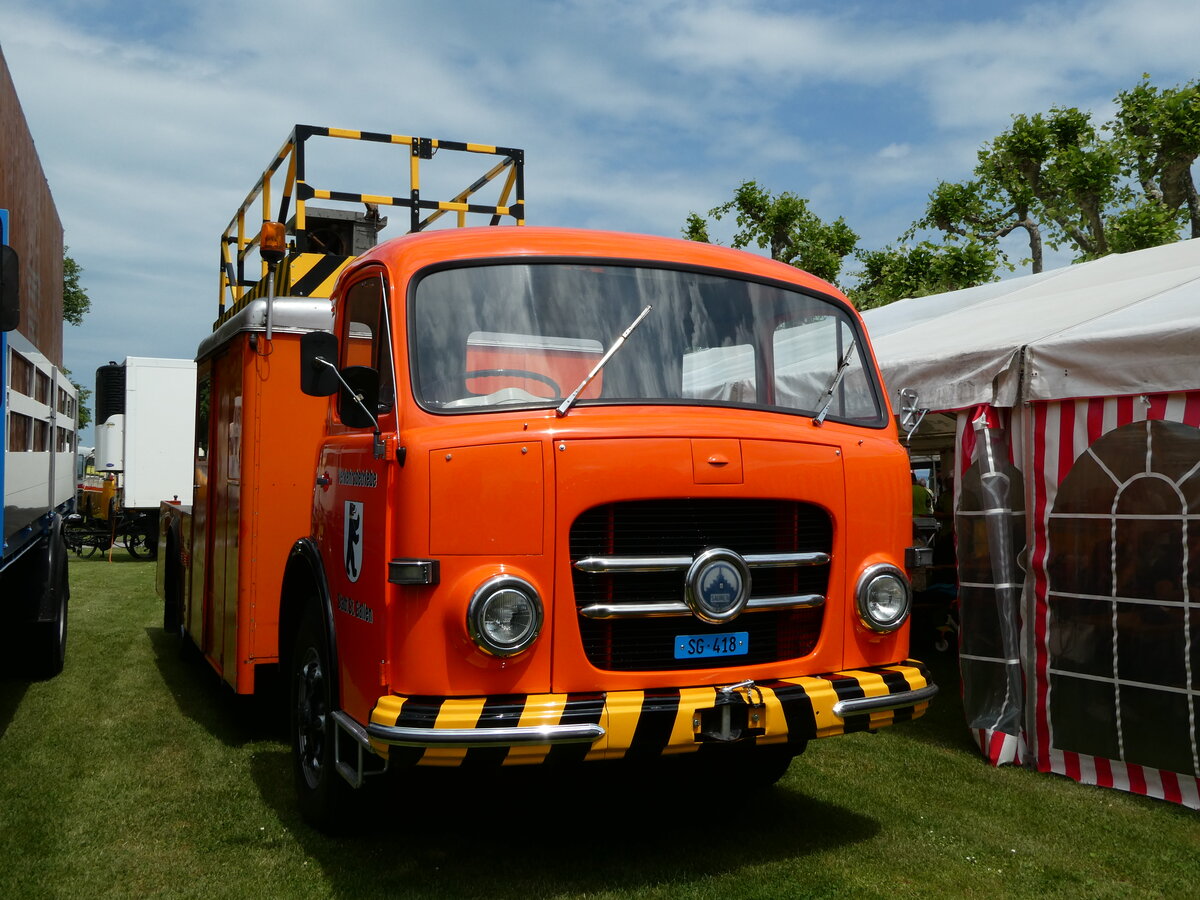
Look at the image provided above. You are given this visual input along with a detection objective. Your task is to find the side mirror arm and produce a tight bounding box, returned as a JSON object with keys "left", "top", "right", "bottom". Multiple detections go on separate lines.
{"left": 313, "top": 356, "right": 386, "bottom": 459}
{"left": 897, "top": 388, "right": 928, "bottom": 445}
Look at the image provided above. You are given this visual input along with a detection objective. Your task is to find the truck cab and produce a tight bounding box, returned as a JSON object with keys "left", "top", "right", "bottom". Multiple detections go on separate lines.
{"left": 158, "top": 126, "right": 934, "bottom": 828}
{"left": 284, "top": 226, "right": 935, "bottom": 823}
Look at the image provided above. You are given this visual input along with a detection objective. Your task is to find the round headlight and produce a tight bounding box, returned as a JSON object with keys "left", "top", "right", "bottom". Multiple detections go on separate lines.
{"left": 468, "top": 576, "right": 543, "bottom": 657}
{"left": 855, "top": 564, "right": 911, "bottom": 633}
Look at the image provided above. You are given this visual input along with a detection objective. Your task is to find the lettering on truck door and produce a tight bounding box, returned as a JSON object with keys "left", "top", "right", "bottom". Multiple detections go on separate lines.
{"left": 315, "top": 272, "right": 395, "bottom": 722}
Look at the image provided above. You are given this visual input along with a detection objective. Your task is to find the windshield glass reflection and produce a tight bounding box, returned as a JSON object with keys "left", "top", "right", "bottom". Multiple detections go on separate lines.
{"left": 411, "top": 262, "right": 884, "bottom": 425}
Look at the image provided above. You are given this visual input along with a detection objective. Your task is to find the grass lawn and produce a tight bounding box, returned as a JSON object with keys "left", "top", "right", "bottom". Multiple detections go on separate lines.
{"left": 1, "top": 554, "right": 1197, "bottom": 899}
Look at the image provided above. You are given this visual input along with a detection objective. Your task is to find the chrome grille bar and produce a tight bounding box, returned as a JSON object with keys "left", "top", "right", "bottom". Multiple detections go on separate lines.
{"left": 745, "top": 551, "right": 831, "bottom": 568}
{"left": 579, "top": 592, "right": 825, "bottom": 620}
{"left": 574, "top": 550, "right": 830, "bottom": 574}
{"left": 574, "top": 555, "right": 693, "bottom": 573}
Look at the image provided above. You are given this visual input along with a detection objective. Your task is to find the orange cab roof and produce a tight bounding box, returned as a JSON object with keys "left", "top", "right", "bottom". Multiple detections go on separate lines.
{"left": 351, "top": 226, "right": 844, "bottom": 300}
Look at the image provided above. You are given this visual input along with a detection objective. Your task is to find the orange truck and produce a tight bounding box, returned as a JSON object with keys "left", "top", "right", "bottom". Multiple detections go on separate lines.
{"left": 157, "top": 125, "right": 936, "bottom": 827}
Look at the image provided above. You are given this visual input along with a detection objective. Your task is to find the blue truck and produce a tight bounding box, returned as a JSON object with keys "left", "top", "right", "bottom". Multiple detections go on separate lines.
{"left": 1, "top": 207, "right": 74, "bottom": 677}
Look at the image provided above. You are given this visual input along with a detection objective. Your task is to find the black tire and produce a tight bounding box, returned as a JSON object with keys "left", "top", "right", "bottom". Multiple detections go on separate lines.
{"left": 23, "top": 531, "right": 69, "bottom": 679}
{"left": 688, "top": 742, "right": 802, "bottom": 790}
{"left": 744, "top": 743, "right": 802, "bottom": 789}
{"left": 63, "top": 521, "right": 82, "bottom": 556}
{"left": 290, "top": 605, "right": 352, "bottom": 829}
{"left": 124, "top": 525, "right": 153, "bottom": 559}
{"left": 64, "top": 519, "right": 98, "bottom": 558}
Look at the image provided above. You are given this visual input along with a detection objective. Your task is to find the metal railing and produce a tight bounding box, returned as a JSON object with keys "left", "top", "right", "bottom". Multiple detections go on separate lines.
{"left": 217, "top": 125, "right": 525, "bottom": 322}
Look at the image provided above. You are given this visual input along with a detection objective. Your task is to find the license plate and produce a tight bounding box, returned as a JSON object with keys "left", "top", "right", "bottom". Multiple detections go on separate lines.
{"left": 674, "top": 631, "right": 748, "bottom": 660}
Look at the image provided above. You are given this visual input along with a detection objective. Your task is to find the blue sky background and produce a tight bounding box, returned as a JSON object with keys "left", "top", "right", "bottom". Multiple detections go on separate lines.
{"left": 1, "top": 0, "right": 1198, "bottom": 441}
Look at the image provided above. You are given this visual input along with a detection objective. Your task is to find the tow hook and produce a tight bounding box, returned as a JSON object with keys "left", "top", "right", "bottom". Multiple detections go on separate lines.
{"left": 693, "top": 679, "right": 766, "bottom": 743}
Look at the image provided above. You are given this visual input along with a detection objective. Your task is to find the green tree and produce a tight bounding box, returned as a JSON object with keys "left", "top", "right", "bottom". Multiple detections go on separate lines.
{"left": 62, "top": 367, "right": 91, "bottom": 430}
{"left": 919, "top": 176, "right": 1042, "bottom": 272}
{"left": 923, "top": 81, "right": 1195, "bottom": 275}
{"left": 1113, "top": 74, "right": 1200, "bottom": 238}
{"left": 62, "top": 250, "right": 91, "bottom": 427}
{"left": 860, "top": 77, "right": 1197, "bottom": 310}
{"left": 682, "top": 212, "right": 712, "bottom": 245}
{"left": 684, "top": 181, "right": 859, "bottom": 284}
{"left": 980, "top": 107, "right": 1130, "bottom": 261}
{"left": 63, "top": 248, "right": 90, "bottom": 326}
{"left": 685, "top": 77, "right": 1197, "bottom": 311}
{"left": 849, "top": 239, "right": 1001, "bottom": 310}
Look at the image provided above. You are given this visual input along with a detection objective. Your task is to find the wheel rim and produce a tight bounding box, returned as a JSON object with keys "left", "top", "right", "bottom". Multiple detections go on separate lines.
{"left": 295, "top": 646, "right": 327, "bottom": 789}
{"left": 125, "top": 530, "right": 150, "bottom": 558}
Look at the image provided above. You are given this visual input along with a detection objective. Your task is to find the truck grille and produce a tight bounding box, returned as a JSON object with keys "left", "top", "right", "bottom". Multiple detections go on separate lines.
{"left": 569, "top": 499, "right": 832, "bottom": 671}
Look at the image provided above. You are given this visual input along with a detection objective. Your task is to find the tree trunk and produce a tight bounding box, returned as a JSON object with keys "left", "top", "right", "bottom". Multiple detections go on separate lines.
{"left": 1185, "top": 173, "right": 1200, "bottom": 239}
{"left": 994, "top": 211, "right": 1044, "bottom": 273}
{"left": 1025, "top": 220, "right": 1044, "bottom": 273}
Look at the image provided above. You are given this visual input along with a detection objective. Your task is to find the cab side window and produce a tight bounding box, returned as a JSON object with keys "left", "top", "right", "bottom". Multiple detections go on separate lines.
{"left": 340, "top": 274, "right": 395, "bottom": 415}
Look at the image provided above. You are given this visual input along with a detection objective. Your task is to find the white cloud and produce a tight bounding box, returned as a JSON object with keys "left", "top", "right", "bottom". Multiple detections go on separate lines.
{"left": 636, "top": 0, "right": 1200, "bottom": 131}
{"left": 2, "top": 0, "right": 1197, "bottom": 441}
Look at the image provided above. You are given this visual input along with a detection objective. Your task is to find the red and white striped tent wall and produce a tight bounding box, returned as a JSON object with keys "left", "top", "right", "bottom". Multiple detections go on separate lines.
{"left": 863, "top": 238, "right": 1200, "bottom": 808}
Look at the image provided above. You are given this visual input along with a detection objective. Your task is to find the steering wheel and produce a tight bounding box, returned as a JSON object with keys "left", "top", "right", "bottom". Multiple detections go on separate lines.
{"left": 463, "top": 369, "right": 562, "bottom": 400}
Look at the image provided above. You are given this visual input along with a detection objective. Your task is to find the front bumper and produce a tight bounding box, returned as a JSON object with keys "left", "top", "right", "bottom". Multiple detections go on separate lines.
{"left": 366, "top": 660, "right": 936, "bottom": 766}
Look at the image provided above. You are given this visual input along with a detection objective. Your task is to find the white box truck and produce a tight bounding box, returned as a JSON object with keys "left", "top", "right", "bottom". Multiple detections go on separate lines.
{"left": 92, "top": 357, "right": 196, "bottom": 557}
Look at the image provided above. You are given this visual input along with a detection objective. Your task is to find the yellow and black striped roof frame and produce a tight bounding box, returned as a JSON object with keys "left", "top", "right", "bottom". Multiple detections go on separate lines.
{"left": 217, "top": 125, "right": 525, "bottom": 327}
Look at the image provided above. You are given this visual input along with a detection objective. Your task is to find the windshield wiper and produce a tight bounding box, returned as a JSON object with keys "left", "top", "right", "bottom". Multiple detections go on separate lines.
{"left": 556, "top": 305, "right": 653, "bottom": 417}
{"left": 812, "top": 337, "right": 857, "bottom": 427}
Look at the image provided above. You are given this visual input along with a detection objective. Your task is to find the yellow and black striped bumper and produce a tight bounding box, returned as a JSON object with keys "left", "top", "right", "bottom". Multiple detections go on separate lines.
{"left": 366, "top": 661, "right": 935, "bottom": 767}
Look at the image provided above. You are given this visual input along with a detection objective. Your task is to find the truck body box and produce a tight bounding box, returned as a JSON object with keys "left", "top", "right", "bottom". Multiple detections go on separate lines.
{"left": 95, "top": 357, "right": 197, "bottom": 510}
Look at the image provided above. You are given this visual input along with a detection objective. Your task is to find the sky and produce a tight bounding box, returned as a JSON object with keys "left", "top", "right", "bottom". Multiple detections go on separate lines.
{"left": 1, "top": 0, "right": 1198, "bottom": 443}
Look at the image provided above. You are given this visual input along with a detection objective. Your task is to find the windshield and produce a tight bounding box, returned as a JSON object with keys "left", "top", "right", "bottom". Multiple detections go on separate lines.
{"left": 411, "top": 262, "right": 885, "bottom": 426}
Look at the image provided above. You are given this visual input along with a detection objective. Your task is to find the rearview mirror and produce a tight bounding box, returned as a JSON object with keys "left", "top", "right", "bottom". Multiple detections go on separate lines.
{"left": 0, "top": 245, "right": 19, "bottom": 333}
{"left": 339, "top": 366, "right": 380, "bottom": 429}
{"left": 299, "top": 331, "right": 339, "bottom": 396}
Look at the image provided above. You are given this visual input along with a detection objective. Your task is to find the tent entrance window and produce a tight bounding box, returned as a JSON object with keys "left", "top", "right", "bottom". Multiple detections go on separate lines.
{"left": 1046, "top": 419, "right": 1200, "bottom": 778}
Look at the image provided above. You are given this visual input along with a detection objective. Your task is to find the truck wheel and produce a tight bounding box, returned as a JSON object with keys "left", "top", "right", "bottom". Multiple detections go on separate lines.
{"left": 746, "top": 744, "right": 802, "bottom": 789}
{"left": 64, "top": 517, "right": 95, "bottom": 557}
{"left": 290, "top": 605, "right": 352, "bottom": 829}
{"left": 124, "top": 523, "right": 154, "bottom": 559}
{"left": 25, "top": 534, "right": 69, "bottom": 679}
{"left": 689, "top": 742, "right": 801, "bottom": 790}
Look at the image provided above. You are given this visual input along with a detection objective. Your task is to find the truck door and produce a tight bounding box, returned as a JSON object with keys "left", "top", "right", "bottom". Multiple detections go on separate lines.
{"left": 313, "top": 271, "right": 396, "bottom": 720}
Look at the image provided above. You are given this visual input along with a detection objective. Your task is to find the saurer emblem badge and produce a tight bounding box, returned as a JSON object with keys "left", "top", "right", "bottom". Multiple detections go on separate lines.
{"left": 685, "top": 548, "right": 752, "bottom": 624}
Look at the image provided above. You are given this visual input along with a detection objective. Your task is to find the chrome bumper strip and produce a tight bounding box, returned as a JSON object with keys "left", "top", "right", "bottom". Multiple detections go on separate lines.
{"left": 365, "top": 721, "right": 606, "bottom": 749}
{"left": 832, "top": 683, "right": 940, "bottom": 718}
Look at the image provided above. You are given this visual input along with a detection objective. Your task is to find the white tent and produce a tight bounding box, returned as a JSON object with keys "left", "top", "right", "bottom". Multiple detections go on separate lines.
{"left": 866, "top": 237, "right": 1200, "bottom": 410}
{"left": 863, "top": 238, "right": 1200, "bottom": 809}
